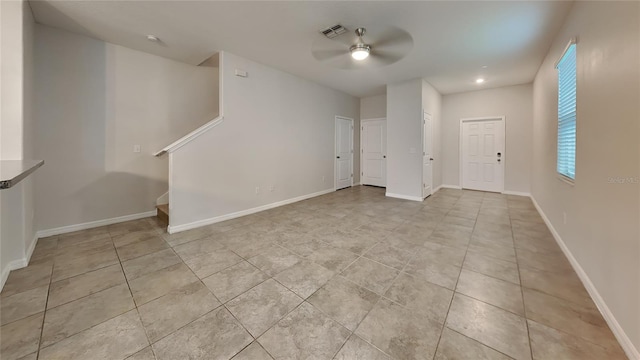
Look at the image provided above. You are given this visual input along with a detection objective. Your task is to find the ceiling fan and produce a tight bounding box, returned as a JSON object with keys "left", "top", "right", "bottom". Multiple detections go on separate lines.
{"left": 311, "top": 25, "right": 413, "bottom": 69}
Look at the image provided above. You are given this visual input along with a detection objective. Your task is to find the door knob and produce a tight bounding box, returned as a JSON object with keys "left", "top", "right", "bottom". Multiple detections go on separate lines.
{"left": 430, "top": 158, "right": 434, "bottom": 161}
{"left": 383, "top": 155, "right": 386, "bottom": 158}
{"left": 336, "top": 156, "right": 340, "bottom": 159}
{"left": 497, "top": 159, "right": 501, "bottom": 162}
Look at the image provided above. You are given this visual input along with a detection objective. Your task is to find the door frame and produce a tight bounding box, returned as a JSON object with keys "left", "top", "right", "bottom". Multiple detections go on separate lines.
{"left": 422, "top": 111, "right": 433, "bottom": 199}
{"left": 459, "top": 116, "right": 506, "bottom": 193}
{"left": 335, "top": 116, "right": 354, "bottom": 191}
{"left": 360, "top": 117, "right": 387, "bottom": 187}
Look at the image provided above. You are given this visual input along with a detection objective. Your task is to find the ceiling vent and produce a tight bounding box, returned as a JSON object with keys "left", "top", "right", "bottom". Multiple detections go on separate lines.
{"left": 320, "top": 24, "right": 347, "bottom": 39}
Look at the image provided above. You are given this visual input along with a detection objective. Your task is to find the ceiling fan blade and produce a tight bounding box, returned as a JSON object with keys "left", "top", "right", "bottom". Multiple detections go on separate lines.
{"left": 369, "top": 49, "right": 405, "bottom": 66}
{"left": 312, "top": 49, "right": 347, "bottom": 61}
{"left": 370, "top": 27, "right": 413, "bottom": 50}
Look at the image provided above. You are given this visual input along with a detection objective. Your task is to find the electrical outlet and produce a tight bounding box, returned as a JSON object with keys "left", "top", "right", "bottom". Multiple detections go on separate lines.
{"left": 255, "top": 186, "right": 260, "bottom": 195}
{"left": 563, "top": 212, "right": 567, "bottom": 225}
{"left": 133, "top": 145, "right": 141, "bottom": 153}
{"left": 322, "top": 176, "right": 325, "bottom": 182}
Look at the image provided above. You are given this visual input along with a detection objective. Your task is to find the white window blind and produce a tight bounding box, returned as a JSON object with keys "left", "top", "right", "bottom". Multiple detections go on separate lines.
{"left": 556, "top": 42, "right": 577, "bottom": 180}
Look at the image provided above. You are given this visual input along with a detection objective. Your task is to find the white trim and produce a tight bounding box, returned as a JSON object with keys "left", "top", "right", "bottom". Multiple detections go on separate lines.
{"left": 25, "top": 234, "right": 38, "bottom": 264}
{"left": 353, "top": 182, "right": 361, "bottom": 186}
{"left": 557, "top": 174, "right": 575, "bottom": 187}
{"left": 218, "top": 51, "right": 225, "bottom": 118}
{"left": 36, "top": 210, "right": 157, "bottom": 238}
{"left": 422, "top": 111, "right": 433, "bottom": 199}
{"left": 360, "top": 117, "right": 387, "bottom": 122}
{"left": 1, "top": 258, "right": 27, "bottom": 291}
{"left": 0, "top": 234, "right": 38, "bottom": 291}
{"left": 335, "top": 116, "right": 354, "bottom": 190}
{"left": 154, "top": 117, "right": 224, "bottom": 156}
{"left": 459, "top": 116, "right": 506, "bottom": 193}
{"left": 440, "top": 184, "right": 462, "bottom": 190}
{"left": 385, "top": 192, "right": 423, "bottom": 202}
{"left": 502, "top": 190, "right": 531, "bottom": 197}
{"left": 554, "top": 37, "right": 578, "bottom": 69}
{"left": 168, "top": 188, "right": 334, "bottom": 234}
{"left": 154, "top": 51, "right": 226, "bottom": 157}
{"left": 156, "top": 191, "right": 169, "bottom": 206}
{"left": 531, "top": 196, "right": 639, "bottom": 360}
{"left": 168, "top": 152, "right": 174, "bottom": 232}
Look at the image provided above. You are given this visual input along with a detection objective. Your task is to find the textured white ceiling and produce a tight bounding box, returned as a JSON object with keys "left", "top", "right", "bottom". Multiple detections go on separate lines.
{"left": 29, "top": 1, "right": 573, "bottom": 97}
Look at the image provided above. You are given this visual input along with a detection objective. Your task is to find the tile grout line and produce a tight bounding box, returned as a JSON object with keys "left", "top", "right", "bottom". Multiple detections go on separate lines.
{"left": 432, "top": 192, "right": 478, "bottom": 359}
{"left": 35, "top": 242, "right": 57, "bottom": 360}
{"left": 330, "top": 200, "right": 456, "bottom": 360}
{"left": 109, "top": 226, "right": 156, "bottom": 357}
{"left": 508, "top": 199, "right": 536, "bottom": 360}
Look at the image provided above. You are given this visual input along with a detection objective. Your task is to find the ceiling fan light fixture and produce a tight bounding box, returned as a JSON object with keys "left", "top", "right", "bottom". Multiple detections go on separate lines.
{"left": 350, "top": 44, "right": 371, "bottom": 60}
{"left": 476, "top": 78, "right": 485, "bottom": 84}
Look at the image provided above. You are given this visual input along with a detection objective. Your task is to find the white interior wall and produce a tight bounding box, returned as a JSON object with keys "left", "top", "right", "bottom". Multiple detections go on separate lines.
{"left": 34, "top": 25, "right": 219, "bottom": 232}
{"left": 360, "top": 94, "right": 387, "bottom": 120}
{"left": 0, "top": 0, "right": 37, "bottom": 288}
{"left": 386, "top": 79, "right": 424, "bottom": 200}
{"left": 441, "top": 84, "right": 533, "bottom": 193}
{"left": 422, "top": 80, "right": 443, "bottom": 190}
{"left": 532, "top": 1, "right": 639, "bottom": 357}
{"left": 170, "top": 51, "right": 359, "bottom": 230}
{"left": 1, "top": 0, "right": 24, "bottom": 159}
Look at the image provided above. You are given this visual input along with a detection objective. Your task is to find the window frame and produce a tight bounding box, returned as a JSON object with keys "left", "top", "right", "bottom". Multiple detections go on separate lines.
{"left": 555, "top": 38, "right": 578, "bottom": 185}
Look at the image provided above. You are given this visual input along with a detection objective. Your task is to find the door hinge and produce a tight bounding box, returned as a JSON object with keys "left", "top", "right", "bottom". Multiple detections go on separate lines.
{"left": 362, "top": 126, "right": 364, "bottom": 130}
{"left": 361, "top": 172, "right": 364, "bottom": 176}
{"left": 351, "top": 150, "right": 353, "bottom": 153}
{"left": 351, "top": 174, "right": 353, "bottom": 177}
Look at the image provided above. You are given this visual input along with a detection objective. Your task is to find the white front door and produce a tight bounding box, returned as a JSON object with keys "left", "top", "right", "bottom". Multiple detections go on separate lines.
{"left": 423, "top": 112, "right": 433, "bottom": 198}
{"left": 361, "top": 119, "right": 387, "bottom": 187}
{"left": 461, "top": 117, "right": 505, "bottom": 193}
{"left": 335, "top": 117, "right": 353, "bottom": 190}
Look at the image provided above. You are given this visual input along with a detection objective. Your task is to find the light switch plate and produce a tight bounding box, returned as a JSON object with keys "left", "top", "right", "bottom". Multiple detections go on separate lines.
{"left": 133, "top": 145, "right": 141, "bottom": 153}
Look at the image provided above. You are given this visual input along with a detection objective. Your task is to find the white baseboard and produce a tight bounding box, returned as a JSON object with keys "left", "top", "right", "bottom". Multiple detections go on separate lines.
{"left": 1, "top": 258, "right": 27, "bottom": 291}
{"left": 502, "top": 190, "right": 531, "bottom": 197}
{"left": 385, "top": 192, "right": 423, "bottom": 202}
{"left": 25, "top": 233, "right": 38, "bottom": 264}
{"left": 531, "top": 196, "right": 639, "bottom": 360}
{"left": 37, "top": 210, "right": 158, "bottom": 238}
{"left": 0, "top": 234, "right": 38, "bottom": 291}
{"left": 439, "top": 184, "right": 462, "bottom": 190}
{"left": 168, "top": 188, "right": 335, "bottom": 234}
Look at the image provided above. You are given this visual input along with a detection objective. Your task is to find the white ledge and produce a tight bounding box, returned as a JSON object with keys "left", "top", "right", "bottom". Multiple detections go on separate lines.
{"left": 154, "top": 116, "right": 224, "bottom": 156}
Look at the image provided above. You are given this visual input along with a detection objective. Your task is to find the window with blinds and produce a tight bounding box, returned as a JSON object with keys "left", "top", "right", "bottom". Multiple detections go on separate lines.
{"left": 556, "top": 41, "right": 577, "bottom": 181}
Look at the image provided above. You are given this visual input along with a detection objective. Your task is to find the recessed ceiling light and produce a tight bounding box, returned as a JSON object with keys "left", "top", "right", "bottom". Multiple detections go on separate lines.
{"left": 476, "top": 78, "right": 485, "bottom": 84}
{"left": 146, "top": 35, "right": 160, "bottom": 42}
{"left": 481, "top": 65, "right": 488, "bottom": 69}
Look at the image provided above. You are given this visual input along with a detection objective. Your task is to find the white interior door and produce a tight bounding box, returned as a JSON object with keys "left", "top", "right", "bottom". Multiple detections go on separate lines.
{"left": 461, "top": 118, "right": 505, "bottom": 192}
{"left": 423, "top": 112, "right": 433, "bottom": 198}
{"left": 361, "top": 119, "right": 387, "bottom": 187}
{"left": 335, "top": 117, "right": 353, "bottom": 190}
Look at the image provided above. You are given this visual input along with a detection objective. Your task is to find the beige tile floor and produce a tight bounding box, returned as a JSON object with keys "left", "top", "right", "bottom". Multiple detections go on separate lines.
{"left": 0, "top": 186, "right": 628, "bottom": 360}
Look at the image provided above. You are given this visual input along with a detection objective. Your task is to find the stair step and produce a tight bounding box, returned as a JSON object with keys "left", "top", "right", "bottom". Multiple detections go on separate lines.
{"left": 156, "top": 204, "right": 169, "bottom": 224}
